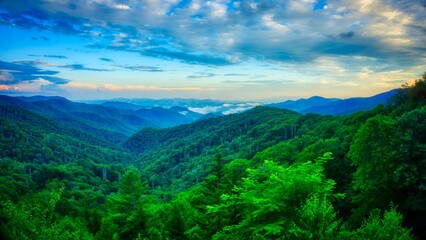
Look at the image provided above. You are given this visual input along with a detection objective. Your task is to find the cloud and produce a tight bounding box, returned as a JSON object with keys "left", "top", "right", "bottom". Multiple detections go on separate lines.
{"left": 143, "top": 48, "right": 232, "bottom": 66}
{"left": 30, "top": 36, "right": 49, "bottom": 41}
{"left": 99, "top": 57, "right": 114, "bottom": 62}
{"left": 339, "top": 31, "right": 355, "bottom": 39}
{"left": 67, "top": 82, "right": 99, "bottom": 90}
{"left": 115, "top": 64, "right": 163, "bottom": 72}
{"left": 59, "top": 64, "right": 111, "bottom": 72}
{"left": 13, "top": 60, "right": 49, "bottom": 66}
{"left": 44, "top": 55, "right": 67, "bottom": 59}
{"left": 0, "top": 85, "right": 10, "bottom": 91}
{"left": 187, "top": 72, "right": 218, "bottom": 79}
{"left": 0, "top": 0, "right": 424, "bottom": 70}
{"left": 29, "top": 54, "right": 68, "bottom": 59}
{"left": 0, "top": 60, "right": 69, "bottom": 85}
{"left": 188, "top": 72, "right": 251, "bottom": 79}
{"left": 39, "top": 76, "right": 69, "bottom": 85}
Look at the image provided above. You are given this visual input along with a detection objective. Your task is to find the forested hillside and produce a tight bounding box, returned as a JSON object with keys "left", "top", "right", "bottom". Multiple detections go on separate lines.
{"left": 125, "top": 107, "right": 300, "bottom": 195}
{"left": 0, "top": 74, "right": 425, "bottom": 239}
{"left": 0, "top": 95, "right": 201, "bottom": 144}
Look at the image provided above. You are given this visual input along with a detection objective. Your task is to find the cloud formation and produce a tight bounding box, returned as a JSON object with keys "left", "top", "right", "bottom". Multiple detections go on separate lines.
{"left": 187, "top": 72, "right": 218, "bottom": 79}
{"left": 59, "top": 64, "right": 111, "bottom": 72}
{"left": 29, "top": 54, "right": 68, "bottom": 59}
{"left": 99, "top": 57, "right": 114, "bottom": 62}
{"left": 13, "top": 60, "right": 49, "bottom": 67}
{"left": 0, "top": 60, "right": 69, "bottom": 85}
{"left": 115, "top": 64, "right": 164, "bottom": 72}
{"left": 0, "top": 0, "right": 423, "bottom": 69}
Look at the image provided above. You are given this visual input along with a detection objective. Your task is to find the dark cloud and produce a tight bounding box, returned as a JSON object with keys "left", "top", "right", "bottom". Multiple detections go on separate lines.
{"left": 89, "top": 43, "right": 232, "bottom": 66}
{"left": 0, "top": 60, "right": 69, "bottom": 85}
{"left": 316, "top": 42, "right": 369, "bottom": 55}
{"left": 144, "top": 48, "right": 231, "bottom": 66}
{"left": 29, "top": 54, "right": 68, "bottom": 59}
{"left": 409, "top": 24, "right": 426, "bottom": 35}
{"left": 0, "top": 8, "right": 89, "bottom": 36}
{"left": 44, "top": 55, "right": 67, "bottom": 59}
{"left": 339, "top": 31, "right": 355, "bottom": 39}
{"left": 99, "top": 57, "right": 114, "bottom": 62}
{"left": 39, "top": 76, "right": 70, "bottom": 84}
{"left": 59, "top": 64, "right": 111, "bottom": 72}
{"left": 13, "top": 60, "right": 48, "bottom": 66}
{"left": 115, "top": 64, "right": 163, "bottom": 72}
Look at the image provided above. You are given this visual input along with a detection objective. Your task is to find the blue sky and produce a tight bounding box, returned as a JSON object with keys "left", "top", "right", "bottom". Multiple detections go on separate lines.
{"left": 0, "top": 0, "right": 425, "bottom": 101}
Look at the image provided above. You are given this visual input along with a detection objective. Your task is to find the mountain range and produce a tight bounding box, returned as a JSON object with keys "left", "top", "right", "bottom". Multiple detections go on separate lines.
{"left": 86, "top": 88, "right": 398, "bottom": 117}
{"left": 0, "top": 88, "right": 398, "bottom": 145}
{"left": 269, "top": 89, "right": 398, "bottom": 115}
{"left": 0, "top": 95, "right": 203, "bottom": 143}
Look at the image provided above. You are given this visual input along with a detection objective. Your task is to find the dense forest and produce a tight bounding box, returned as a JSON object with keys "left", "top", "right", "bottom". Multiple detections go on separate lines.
{"left": 1, "top": 73, "right": 425, "bottom": 239}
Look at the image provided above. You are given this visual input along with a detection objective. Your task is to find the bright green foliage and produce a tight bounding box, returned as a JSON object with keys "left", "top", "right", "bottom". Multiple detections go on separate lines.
{"left": 353, "top": 208, "right": 412, "bottom": 240}
{"left": 209, "top": 153, "right": 342, "bottom": 239}
{"left": 252, "top": 141, "right": 297, "bottom": 164}
{"left": 143, "top": 202, "right": 170, "bottom": 239}
{"left": 291, "top": 194, "right": 340, "bottom": 239}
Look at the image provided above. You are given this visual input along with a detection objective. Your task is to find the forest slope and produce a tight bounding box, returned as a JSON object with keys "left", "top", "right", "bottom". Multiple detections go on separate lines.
{"left": 0, "top": 95, "right": 200, "bottom": 143}
{"left": 125, "top": 106, "right": 301, "bottom": 192}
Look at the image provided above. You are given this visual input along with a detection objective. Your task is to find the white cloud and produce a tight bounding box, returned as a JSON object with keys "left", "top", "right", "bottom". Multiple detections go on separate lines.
{"left": 114, "top": 4, "right": 131, "bottom": 10}
{"left": 206, "top": 1, "right": 227, "bottom": 18}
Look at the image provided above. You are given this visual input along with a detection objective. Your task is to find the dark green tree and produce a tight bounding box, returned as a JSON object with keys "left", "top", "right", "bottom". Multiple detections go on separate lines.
{"left": 104, "top": 167, "right": 146, "bottom": 239}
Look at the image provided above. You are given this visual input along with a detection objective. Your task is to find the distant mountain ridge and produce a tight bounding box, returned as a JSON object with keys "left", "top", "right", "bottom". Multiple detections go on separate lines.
{"left": 0, "top": 88, "right": 399, "bottom": 144}
{"left": 269, "top": 96, "right": 339, "bottom": 112}
{"left": 0, "top": 95, "right": 203, "bottom": 143}
{"left": 269, "top": 89, "right": 398, "bottom": 115}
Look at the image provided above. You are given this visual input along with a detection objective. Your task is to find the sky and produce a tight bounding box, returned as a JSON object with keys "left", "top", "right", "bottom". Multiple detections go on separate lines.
{"left": 0, "top": 0, "right": 425, "bottom": 102}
